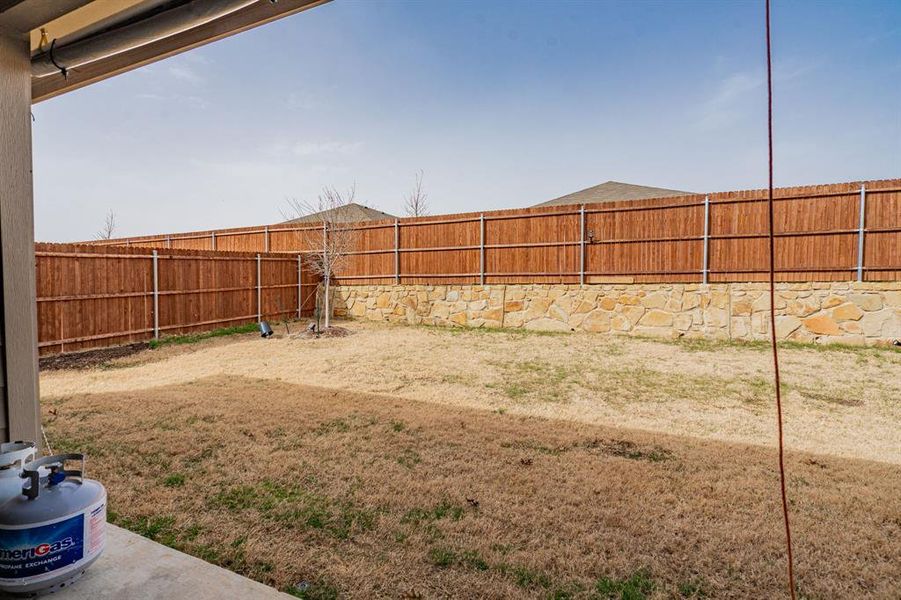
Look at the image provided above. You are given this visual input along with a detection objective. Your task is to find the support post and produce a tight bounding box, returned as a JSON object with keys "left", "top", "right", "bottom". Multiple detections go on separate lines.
{"left": 394, "top": 219, "right": 400, "bottom": 285}
{"left": 256, "top": 254, "right": 262, "bottom": 323}
{"left": 211, "top": 231, "right": 216, "bottom": 250}
{"left": 479, "top": 213, "right": 485, "bottom": 285}
{"left": 579, "top": 204, "right": 586, "bottom": 286}
{"left": 702, "top": 194, "right": 710, "bottom": 284}
{"left": 264, "top": 225, "right": 270, "bottom": 253}
{"left": 297, "top": 254, "right": 303, "bottom": 319}
{"left": 857, "top": 184, "right": 866, "bottom": 282}
{"left": 152, "top": 250, "right": 159, "bottom": 339}
{"left": 0, "top": 31, "right": 40, "bottom": 443}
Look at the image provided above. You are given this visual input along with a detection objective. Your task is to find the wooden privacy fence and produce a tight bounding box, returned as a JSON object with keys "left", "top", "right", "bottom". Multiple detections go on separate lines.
{"left": 35, "top": 243, "right": 320, "bottom": 355}
{"left": 90, "top": 179, "right": 901, "bottom": 285}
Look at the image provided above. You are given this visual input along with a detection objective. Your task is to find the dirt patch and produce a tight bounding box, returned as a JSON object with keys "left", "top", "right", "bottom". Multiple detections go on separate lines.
{"left": 42, "top": 376, "right": 900, "bottom": 599}
{"left": 41, "top": 321, "right": 901, "bottom": 464}
{"left": 291, "top": 325, "right": 353, "bottom": 340}
{"left": 39, "top": 342, "right": 148, "bottom": 371}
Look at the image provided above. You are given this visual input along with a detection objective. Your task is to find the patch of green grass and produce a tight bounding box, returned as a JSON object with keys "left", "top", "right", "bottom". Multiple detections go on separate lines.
{"left": 549, "top": 582, "right": 587, "bottom": 600}
{"left": 209, "top": 480, "right": 377, "bottom": 540}
{"left": 505, "top": 383, "right": 529, "bottom": 399}
{"left": 678, "top": 578, "right": 707, "bottom": 598}
{"left": 314, "top": 418, "right": 351, "bottom": 435}
{"left": 390, "top": 420, "right": 406, "bottom": 432}
{"left": 209, "top": 485, "right": 267, "bottom": 512}
{"left": 427, "top": 547, "right": 457, "bottom": 568}
{"left": 657, "top": 334, "right": 901, "bottom": 358}
{"left": 396, "top": 448, "right": 422, "bottom": 469}
{"left": 149, "top": 323, "right": 260, "bottom": 349}
{"left": 427, "top": 547, "right": 489, "bottom": 571}
{"left": 594, "top": 569, "right": 656, "bottom": 599}
{"left": 500, "top": 564, "right": 552, "bottom": 589}
{"left": 287, "top": 581, "right": 340, "bottom": 600}
{"left": 402, "top": 498, "right": 466, "bottom": 525}
{"left": 113, "top": 514, "right": 179, "bottom": 547}
{"left": 459, "top": 550, "right": 490, "bottom": 571}
{"left": 163, "top": 473, "right": 185, "bottom": 487}
{"left": 489, "top": 359, "right": 575, "bottom": 401}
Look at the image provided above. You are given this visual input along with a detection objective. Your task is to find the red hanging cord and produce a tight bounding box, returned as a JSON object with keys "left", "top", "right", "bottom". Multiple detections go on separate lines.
{"left": 765, "top": 1, "right": 796, "bottom": 598}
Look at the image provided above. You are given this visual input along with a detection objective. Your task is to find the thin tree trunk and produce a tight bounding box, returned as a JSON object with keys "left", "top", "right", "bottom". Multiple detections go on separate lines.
{"left": 324, "top": 274, "right": 331, "bottom": 329}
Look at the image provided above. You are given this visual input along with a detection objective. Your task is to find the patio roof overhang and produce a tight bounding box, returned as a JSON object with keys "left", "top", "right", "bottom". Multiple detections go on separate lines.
{"left": 0, "top": 0, "right": 329, "bottom": 103}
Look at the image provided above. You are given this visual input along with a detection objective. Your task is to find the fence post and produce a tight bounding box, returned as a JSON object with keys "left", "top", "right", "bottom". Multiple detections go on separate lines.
{"left": 297, "top": 254, "right": 303, "bottom": 319}
{"left": 152, "top": 250, "right": 159, "bottom": 339}
{"left": 479, "top": 213, "right": 485, "bottom": 285}
{"left": 166, "top": 235, "right": 171, "bottom": 249}
{"left": 394, "top": 219, "right": 400, "bottom": 285}
{"left": 264, "top": 225, "right": 270, "bottom": 253}
{"left": 579, "top": 204, "right": 586, "bottom": 286}
{"left": 857, "top": 184, "right": 866, "bottom": 282}
{"left": 702, "top": 194, "right": 710, "bottom": 284}
{"left": 211, "top": 231, "right": 216, "bottom": 251}
{"left": 256, "top": 253, "right": 262, "bottom": 323}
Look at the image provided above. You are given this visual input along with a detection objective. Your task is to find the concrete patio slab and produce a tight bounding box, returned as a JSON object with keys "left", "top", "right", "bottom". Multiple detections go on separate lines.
{"left": 55, "top": 525, "right": 293, "bottom": 599}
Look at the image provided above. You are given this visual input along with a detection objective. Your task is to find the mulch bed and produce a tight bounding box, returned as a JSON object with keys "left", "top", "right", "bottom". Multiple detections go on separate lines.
{"left": 39, "top": 342, "right": 149, "bottom": 371}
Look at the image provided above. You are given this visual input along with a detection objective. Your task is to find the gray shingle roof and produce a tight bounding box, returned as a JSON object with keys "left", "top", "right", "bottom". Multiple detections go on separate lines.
{"left": 532, "top": 181, "right": 695, "bottom": 207}
{"left": 282, "top": 203, "right": 395, "bottom": 224}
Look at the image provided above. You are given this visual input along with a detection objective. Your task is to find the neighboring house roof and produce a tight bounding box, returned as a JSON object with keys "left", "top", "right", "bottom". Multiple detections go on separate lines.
{"left": 532, "top": 181, "right": 695, "bottom": 207}
{"left": 282, "top": 203, "right": 395, "bottom": 224}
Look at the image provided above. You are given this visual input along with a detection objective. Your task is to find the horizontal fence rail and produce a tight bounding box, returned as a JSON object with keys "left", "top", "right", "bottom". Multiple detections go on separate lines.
{"left": 86, "top": 179, "right": 901, "bottom": 285}
{"left": 35, "top": 243, "right": 321, "bottom": 356}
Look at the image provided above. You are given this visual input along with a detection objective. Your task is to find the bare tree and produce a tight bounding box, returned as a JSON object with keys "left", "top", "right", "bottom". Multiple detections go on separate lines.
{"left": 403, "top": 170, "right": 429, "bottom": 217}
{"left": 95, "top": 209, "right": 117, "bottom": 240}
{"left": 285, "top": 185, "right": 358, "bottom": 330}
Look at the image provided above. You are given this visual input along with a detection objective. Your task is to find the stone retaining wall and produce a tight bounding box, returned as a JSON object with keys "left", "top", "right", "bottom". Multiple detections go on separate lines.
{"left": 333, "top": 282, "right": 901, "bottom": 345}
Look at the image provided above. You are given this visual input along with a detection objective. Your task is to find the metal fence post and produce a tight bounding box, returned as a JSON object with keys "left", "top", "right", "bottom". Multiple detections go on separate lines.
{"left": 702, "top": 194, "right": 710, "bottom": 284}
{"left": 394, "top": 219, "right": 400, "bottom": 285}
{"left": 152, "top": 250, "right": 159, "bottom": 339}
{"left": 211, "top": 231, "right": 216, "bottom": 251}
{"left": 479, "top": 213, "right": 485, "bottom": 285}
{"left": 579, "top": 204, "right": 586, "bottom": 286}
{"left": 264, "top": 225, "right": 270, "bottom": 253}
{"left": 297, "top": 254, "right": 303, "bottom": 319}
{"left": 857, "top": 184, "right": 866, "bottom": 282}
{"left": 256, "top": 253, "right": 262, "bottom": 323}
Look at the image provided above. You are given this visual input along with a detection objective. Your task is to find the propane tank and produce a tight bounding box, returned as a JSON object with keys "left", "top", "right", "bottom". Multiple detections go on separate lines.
{"left": 0, "top": 443, "right": 37, "bottom": 506}
{"left": 0, "top": 454, "right": 106, "bottom": 597}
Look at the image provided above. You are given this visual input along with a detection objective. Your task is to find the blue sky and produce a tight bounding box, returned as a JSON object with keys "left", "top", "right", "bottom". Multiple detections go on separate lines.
{"left": 32, "top": 0, "right": 901, "bottom": 241}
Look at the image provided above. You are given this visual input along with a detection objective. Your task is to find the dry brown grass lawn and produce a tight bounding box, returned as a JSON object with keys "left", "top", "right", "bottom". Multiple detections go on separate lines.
{"left": 42, "top": 375, "right": 900, "bottom": 599}
{"left": 41, "top": 321, "right": 901, "bottom": 464}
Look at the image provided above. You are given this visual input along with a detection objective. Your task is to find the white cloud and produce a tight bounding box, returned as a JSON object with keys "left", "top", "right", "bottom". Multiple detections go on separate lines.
{"left": 696, "top": 70, "right": 765, "bottom": 131}
{"left": 696, "top": 59, "right": 815, "bottom": 131}
{"left": 168, "top": 64, "right": 204, "bottom": 84}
